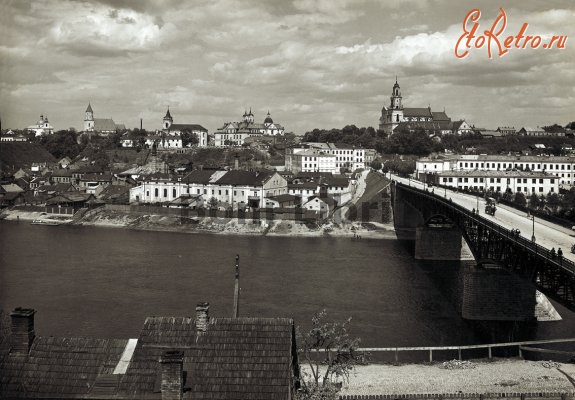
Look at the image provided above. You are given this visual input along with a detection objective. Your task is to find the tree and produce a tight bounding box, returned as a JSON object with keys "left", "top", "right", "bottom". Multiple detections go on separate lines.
{"left": 370, "top": 160, "right": 382, "bottom": 171}
{"left": 513, "top": 191, "right": 527, "bottom": 208}
{"left": 181, "top": 129, "right": 199, "bottom": 147}
{"left": 208, "top": 197, "right": 218, "bottom": 209}
{"left": 546, "top": 192, "right": 561, "bottom": 212}
{"left": 296, "top": 310, "right": 368, "bottom": 398}
{"left": 529, "top": 192, "right": 541, "bottom": 209}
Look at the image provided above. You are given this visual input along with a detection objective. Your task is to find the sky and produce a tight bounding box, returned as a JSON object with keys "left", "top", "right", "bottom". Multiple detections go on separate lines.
{"left": 0, "top": 0, "right": 573, "bottom": 134}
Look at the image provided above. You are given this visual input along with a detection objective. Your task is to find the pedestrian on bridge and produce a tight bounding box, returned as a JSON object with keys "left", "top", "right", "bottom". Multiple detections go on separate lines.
{"left": 551, "top": 247, "right": 556, "bottom": 259}
{"left": 558, "top": 248, "right": 563, "bottom": 263}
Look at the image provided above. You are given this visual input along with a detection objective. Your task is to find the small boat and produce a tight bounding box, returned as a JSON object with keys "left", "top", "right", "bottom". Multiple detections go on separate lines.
{"left": 31, "top": 219, "right": 61, "bottom": 226}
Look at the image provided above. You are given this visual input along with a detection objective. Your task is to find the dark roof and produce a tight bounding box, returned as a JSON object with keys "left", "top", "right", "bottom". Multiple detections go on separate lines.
{"left": 215, "top": 170, "right": 275, "bottom": 186}
{"left": 168, "top": 124, "right": 208, "bottom": 132}
{"left": 403, "top": 107, "right": 433, "bottom": 118}
{"left": 182, "top": 169, "right": 220, "bottom": 184}
{"left": 267, "top": 194, "right": 299, "bottom": 203}
{"left": 86, "top": 103, "right": 93, "bottom": 113}
{"left": 0, "top": 336, "right": 128, "bottom": 398}
{"left": 432, "top": 111, "right": 451, "bottom": 122}
{"left": 51, "top": 169, "right": 73, "bottom": 177}
{"left": 1, "top": 315, "right": 297, "bottom": 399}
{"left": 46, "top": 192, "right": 94, "bottom": 204}
{"left": 81, "top": 173, "right": 113, "bottom": 182}
{"left": 93, "top": 118, "right": 120, "bottom": 132}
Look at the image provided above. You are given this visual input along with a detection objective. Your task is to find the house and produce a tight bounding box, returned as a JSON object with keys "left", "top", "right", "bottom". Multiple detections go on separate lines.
{"left": 79, "top": 173, "right": 113, "bottom": 194}
{"left": 497, "top": 126, "right": 516, "bottom": 135}
{"left": 168, "top": 194, "right": 204, "bottom": 209}
{"left": 131, "top": 170, "right": 288, "bottom": 210}
{"left": 264, "top": 193, "right": 300, "bottom": 208}
{"left": 98, "top": 185, "right": 131, "bottom": 204}
{"left": 0, "top": 305, "right": 300, "bottom": 399}
{"left": 45, "top": 192, "right": 96, "bottom": 213}
{"left": 0, "top": 130, "right": 28, "bottom": 142}
{"left": 58, "top": 157, "right": 72, "bottom": 168}
{"left": 0, "top": 185, "right": 25, "bottom": 207}
{"left": 302, "top": 196, "right": 337, "bottom": 219}
{"left": 518, "top": 127, "right": 551, "bottom": 136}
{"left": 51, "top": 169, "right": 74, "bottom": 184}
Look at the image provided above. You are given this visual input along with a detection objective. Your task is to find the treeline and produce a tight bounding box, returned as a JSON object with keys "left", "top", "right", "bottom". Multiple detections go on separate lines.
{"left": 303, "top": 125, "right": 575, "bottom": 156}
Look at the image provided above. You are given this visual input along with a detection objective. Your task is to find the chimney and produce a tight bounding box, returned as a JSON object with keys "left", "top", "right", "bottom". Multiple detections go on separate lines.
{"left": 233, "top": 255, "right": 240, "bottom": 318}
{"left": 159, "top": 350, "right": 184, "bottom": 400}
{"left": 195, "top": 302, "right": 209, "bottom": 333}
{"left": 10, "top": 307, "right": 36, "bottom": 354}
{"left": 140, "top": 118, "right": 143, "bottom": 130}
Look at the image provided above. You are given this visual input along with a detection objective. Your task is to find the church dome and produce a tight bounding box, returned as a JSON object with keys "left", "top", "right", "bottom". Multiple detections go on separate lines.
{"left": 264, "top": 111, "right": 273, "bottom": 124}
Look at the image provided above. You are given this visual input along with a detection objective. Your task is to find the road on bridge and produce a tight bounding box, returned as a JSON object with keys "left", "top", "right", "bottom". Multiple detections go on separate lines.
{"left": 391, "top": 174, "right": 575, "bottom": 263}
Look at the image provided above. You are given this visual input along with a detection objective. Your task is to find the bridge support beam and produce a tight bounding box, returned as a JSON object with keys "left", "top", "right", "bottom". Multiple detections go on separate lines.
{"left": 415, "top": 225, "right": 462, "bottom": 260}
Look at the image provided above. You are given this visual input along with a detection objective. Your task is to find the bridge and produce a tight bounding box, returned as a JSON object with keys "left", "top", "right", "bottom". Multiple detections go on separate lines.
{"left": 392, "top": 181, "right": 575, "bottom": 314}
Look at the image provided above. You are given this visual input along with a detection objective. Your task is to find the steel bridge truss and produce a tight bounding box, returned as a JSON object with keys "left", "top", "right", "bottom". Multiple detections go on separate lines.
{"left": 395, "top": 182, "right": 575, "bottom": 312}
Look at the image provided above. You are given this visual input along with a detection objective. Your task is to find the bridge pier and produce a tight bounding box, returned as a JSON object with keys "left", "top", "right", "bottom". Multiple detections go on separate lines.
{"left": 414, "top": 225, "right": 463, "bottom": 260}
{"left": 460, "top": 262, "right": 537, "bottom": 342}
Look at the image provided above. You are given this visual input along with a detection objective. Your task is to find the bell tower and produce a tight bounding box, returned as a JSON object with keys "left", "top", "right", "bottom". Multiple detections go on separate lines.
{"left": 163, "top": 107, "right": 173, "bottom": 130}
{"left": 84, "top": 103, "right": 94, "bottom": 132}
{"left": 391, "top": 78, "right": 403, "bottom": 110}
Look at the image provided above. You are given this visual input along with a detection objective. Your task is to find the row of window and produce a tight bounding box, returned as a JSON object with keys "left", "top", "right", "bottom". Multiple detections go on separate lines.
{"left": 459, "top": 162, "right": 573, "bottom": 170}
{"left": 442, "top": 177, "right": 555, "bottom": 184}
{"left": 457, "top": 186, "right": 554, "bottom": 193}
{"left": 147, "top": 187, "right": 257, "bottom": 198}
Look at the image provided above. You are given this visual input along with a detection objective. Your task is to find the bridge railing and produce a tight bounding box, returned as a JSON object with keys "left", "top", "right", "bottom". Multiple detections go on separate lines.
{"left": 396, "top": 182, "right": 575, "bottom": 275}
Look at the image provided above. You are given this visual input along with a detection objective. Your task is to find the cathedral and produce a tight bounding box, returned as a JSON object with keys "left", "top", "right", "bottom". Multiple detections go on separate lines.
{"left": 379, "top": 79, "right": 459, "bottom": 135}
{"left": 83, "top": 103, "right": 125, "bottom": 134}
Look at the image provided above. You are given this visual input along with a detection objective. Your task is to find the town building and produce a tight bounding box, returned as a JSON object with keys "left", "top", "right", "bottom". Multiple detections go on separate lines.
{"left": 497, "top": 126, "right": 517, "bottom": 135}
{"left": 518, "top": 127, "right": 562, "bottom": 137}
{"left": 0, "top": 305, "right": 299, "bottom": 399}
{"left": 27, "top": 115, "right": 54, "bottom": 136}
{"left": 129, "top": 169, "right": 288, "bottom": 209}
{"left": 0, "top": 130, "right": 28, "bottom": 142}
{"left": 378, "top": 79, "right": 472, "bottom": 136}
{"left": 436, "top": 169, "right": 558, "bottom": 194}
{"left": 285, "top": 143, "right": 373, "bottom": 174}
{"left": 417, "top": 154, "right": 575, "bottom": 187}
{"left": 214, "top": 109, "right": 285, "bottom": 147}
{"left": 83, "top": 103, "right": 126, "bottom": 134}
{"left": 161, "top": 108, "right": 208, "bottom": 147}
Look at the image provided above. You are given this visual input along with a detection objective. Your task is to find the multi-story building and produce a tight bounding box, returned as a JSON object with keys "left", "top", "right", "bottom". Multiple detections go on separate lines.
{"left": 285, "top": 143, "right": 373, "bottom": 174}
{"left": 418, "top": 154, "right": 575, "bottom": 188}
{"left": 214, "top": 109, "right": 284, "bottom": 147}
{"left": 436, "top": 170, "right": 558, "bottom": 194}
{"left": 129, "top": 169, "right": 288, "bottom": 209}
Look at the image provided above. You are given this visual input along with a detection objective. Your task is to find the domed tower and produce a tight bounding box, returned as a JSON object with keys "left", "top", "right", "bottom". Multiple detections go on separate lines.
{"left": 379, "top": 78, "right": 405, "bottom": 135}
{"left": 264, "top": 110, "right": 273, "bottom": 126}
{"left": 84, "top": 103, "right": 94, "bottom": 131}
{"left": 163, "top": 107, "right": 173, "bottom": 130}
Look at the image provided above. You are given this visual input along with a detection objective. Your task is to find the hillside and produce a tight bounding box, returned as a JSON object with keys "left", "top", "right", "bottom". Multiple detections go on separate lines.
{"left": 0, "top": 142, "right": 57, "bottom": 171}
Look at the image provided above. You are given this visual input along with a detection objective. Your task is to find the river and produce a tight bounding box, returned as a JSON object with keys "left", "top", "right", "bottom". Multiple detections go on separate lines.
{"left": 0, "top": 221, "right": 573, "bottom": 347}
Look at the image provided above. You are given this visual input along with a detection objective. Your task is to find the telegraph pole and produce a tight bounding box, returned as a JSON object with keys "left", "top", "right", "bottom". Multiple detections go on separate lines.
{"left": 233, "top": 255, "right": 240, "bottom": 318}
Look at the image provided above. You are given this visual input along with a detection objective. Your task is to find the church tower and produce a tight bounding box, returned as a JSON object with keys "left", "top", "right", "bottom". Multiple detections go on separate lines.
{"left": 84, "top": 103, "right": 94, "bottom": 132}
{"left": 243, "top": 108, "right": 254, "bottom": 124}
{"left": 379, "top": 79, "right": 404, "bottom": 135}
{"left": 163, "top": 107, "right": 173, "bottom": 130}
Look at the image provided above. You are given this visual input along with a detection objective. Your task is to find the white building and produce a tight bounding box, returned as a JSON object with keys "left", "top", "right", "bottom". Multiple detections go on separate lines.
{"left": 129, "top": 169, "right": 288, "bottom": 209}
{"left": 214, "top": 109, "right": 285, "bottom": 147}
{"left": 417, "top": 154, "right": 575, "bottom": 186}
{"left": 286, "top": 143, "right": 372, "bottom": 174}
{"left": 437, "top": 170, "right": 559, "bottom": 194}
{"left": 162, "top": 108, "right": 208, "bottom": 147}
{"left": 0, "top": 130, "right": 28, "bottom": 142}
{"left": 27, "top": 115, "right": 54, "bottom": 136}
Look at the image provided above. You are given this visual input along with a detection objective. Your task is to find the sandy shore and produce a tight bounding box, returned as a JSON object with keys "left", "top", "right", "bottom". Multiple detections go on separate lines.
{"left": 302, "top": 359, "right": 575, "bottom": 395}
{"left": 1, "top": 208, "right": 397, "bottom": 239}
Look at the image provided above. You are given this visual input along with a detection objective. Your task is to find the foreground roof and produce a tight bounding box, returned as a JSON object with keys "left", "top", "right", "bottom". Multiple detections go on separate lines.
{"left": 0, "top": 314, "right": 298, "bottom": 399}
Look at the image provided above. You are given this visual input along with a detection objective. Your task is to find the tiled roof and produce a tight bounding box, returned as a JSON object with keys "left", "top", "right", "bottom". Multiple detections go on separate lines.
{"left": 182, "top": 169, "right": 221, "bottom": 184}
{"left": 215, "top": 170, "right": 275, "bottom": 186}
{"left": 81, "top": 173, "right": 113, "bottom": 182}
{"left": 168, "top": 124, "right": 208, "bottom": 132}
{"left": 1, "top": 313, "right": 297, "bottom": 399}
{"left": 431, "top": 111, "right": 451, "bottom": 122}
{"left": 403, "top": 107, "right": 433, "bottom": 118}
{"left": 93, "top": 119, "right": 120, "bottom": 132}
{"left": 0, "top": 336, "right": 128, "bottom": 398}
{"left": 51, "top": 168, "right": 73, "bottom": 177}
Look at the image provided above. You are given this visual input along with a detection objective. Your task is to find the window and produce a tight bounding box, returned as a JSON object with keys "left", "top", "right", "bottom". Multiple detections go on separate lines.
{"left": 146, "top": 190, "right": 150, "bottom": 197}
{"left": 163, "top": 189, "right": 167, "bottom": 197}
{"left": 154, "top": 188, "right": 158, "bottom": 197}
{"left": 173, "top": 188, "right": 176, "bottom": 197}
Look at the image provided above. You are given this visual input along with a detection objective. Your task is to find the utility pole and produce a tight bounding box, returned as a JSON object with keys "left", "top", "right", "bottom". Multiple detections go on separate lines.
{"left": 531, "top": 215, "right": 536, "bottom": 242}
{"left": 232, "top": 255, "right": 240, "bottom": 318}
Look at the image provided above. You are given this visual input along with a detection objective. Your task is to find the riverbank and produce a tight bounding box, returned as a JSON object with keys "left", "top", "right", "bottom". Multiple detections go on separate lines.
{"left": 304, "top": 359, "right": 575, "bottom": 396}
{"left": 1, "top": 208, "right": 397, "bottom": 239}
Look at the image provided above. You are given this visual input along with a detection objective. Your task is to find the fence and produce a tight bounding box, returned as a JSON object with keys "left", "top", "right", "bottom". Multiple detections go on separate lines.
{"left": 104, "top": 204, "right": 320, "bottom": 222}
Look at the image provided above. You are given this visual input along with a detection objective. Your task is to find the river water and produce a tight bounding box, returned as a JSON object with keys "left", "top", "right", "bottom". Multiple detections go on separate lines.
{"left": 0, "top": 221, "right": 573, "bottom": 347}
